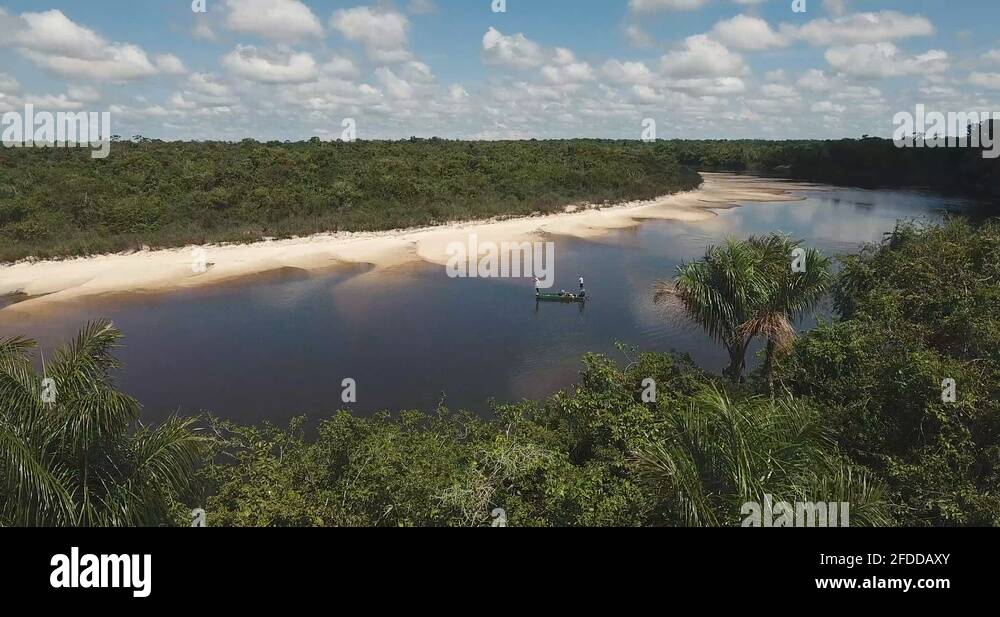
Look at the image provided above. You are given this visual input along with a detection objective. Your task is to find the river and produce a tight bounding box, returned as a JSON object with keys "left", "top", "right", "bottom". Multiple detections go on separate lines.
{"left": 0, "top": 180, "right": 980, "bottom": 425}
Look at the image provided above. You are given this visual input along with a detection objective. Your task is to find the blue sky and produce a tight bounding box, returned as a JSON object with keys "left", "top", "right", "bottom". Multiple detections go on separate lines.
{"left": 1, "top": 0, "right": 998, "bottom": 140}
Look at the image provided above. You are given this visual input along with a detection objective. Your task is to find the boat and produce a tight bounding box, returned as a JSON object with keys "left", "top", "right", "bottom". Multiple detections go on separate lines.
{"left": 536, "top": 292, "right": 587, "bottom": 303}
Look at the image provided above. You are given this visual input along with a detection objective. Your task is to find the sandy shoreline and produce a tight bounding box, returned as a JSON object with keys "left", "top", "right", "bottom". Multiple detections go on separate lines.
{"left": 0, "top": 173, "right": 824, "bottom": 313}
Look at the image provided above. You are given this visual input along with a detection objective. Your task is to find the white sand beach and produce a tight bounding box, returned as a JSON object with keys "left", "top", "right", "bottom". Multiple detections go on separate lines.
{"left": 0, "top": 173, "right": 824, "bottom": 313}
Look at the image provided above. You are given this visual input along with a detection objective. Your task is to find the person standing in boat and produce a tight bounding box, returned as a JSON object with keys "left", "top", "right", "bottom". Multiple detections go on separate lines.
{"left": 579, "top": 276, "right": 586, "bottom": 298}
{"left": 534, "top": 277, "right": 541, "bottom": 296}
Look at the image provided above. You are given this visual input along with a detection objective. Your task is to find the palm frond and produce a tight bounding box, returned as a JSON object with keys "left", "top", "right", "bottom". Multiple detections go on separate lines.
{"left": 632, "top": 383, "right": 889, "bottom": 527}
{"left": 131, "top": 417, "right": 207, "bottom": 495}
{"left": 0, "top": 322, "right": 208, "bottom": 527}
{"left": 49, "top": 320, "right": 123, "bottom": 396}
{"left": 738, "top": 311, "right": 796, "bottom": 352}
{"left": 0, "top": 421, "right": 75, "bottom": 526}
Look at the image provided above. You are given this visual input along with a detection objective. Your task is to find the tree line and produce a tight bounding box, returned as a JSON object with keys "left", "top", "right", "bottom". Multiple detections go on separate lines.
{"left": 2, "top": 135, "right": 996, "bottom": 264}
{"left": 0, "top": 139, "right": 700, "bottom": 263}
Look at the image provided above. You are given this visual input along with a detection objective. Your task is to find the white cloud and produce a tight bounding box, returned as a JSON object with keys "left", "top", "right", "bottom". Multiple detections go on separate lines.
{"left": 280, "top": 76, "right": 382, "bottom": 111}
{"left": 812, "top": 101, "right": 847, "bottom": 114}
{"left": 660, "top": 35, "right": 747, "bottom": 78}
{"left": 552, "top": 48, "right": 576, "bottom": 66}
{"left": 0, "top": 0, "right": 973, "bottom": 141}
{"left": 223, "top": 0, "right": 323, "bottom": 42}
{"left": 969, "top": 72, "right": 1000, "bottom": 90}
{"left": 175, "top": 73, "right": 240, "bottom": 109}
{"left": 20, "top": 47, "right": 157, "bottom": 82}
{"left": 192, "top": 17, "right": 217, "bottom": 42}
{"left": 712, "top": 15, "right": 788, "bottom": 51}
{"left": 541, "top": 62, "right": 595, "bottom": 85}
{"left": 624, "top": 25, "right": 654, "bottom": 49}
{"left": 0, "top": 8, "right": 159, "bottom": 81}
{"left": 822, "top": 0, "right": 849, "bottom": 16}
{"left": 169, "top": 93, "right": 198, "bottom": 111}
{"left": 798, "top": 69, "right": 835, "bottom": 92}
{"left": 222, "top": 45, "right": 319, "bottom": 84}
{"left": 795, "top": 11, "right": 934, "bottom": 47}
{"left": 707, "top": 11, "right": 936, "bottom": 52}
{"left": 482, "top": 27, "right": 546, "bottom": 69}
{"left": 0, "top": 73, "right": 20, "bottom": 94}
{"left": 66, "top": 84, "right": 100, "bottom": 103}
{"left": 155, "top": 54, "right": 187, "bottom": 75}
{"left": 331, "top": 7, "right": 411, "bottom": 63}
{"left": 188, "top": 73, "right": 234, "bottom": 99}
{"left": 825, "top": 43, "right": 948, "bottom": 78}
{"left": 13, "top": 93, "right": 86, "bottom": 111}
{"left": 0, "top": 8, "right": 107, "bottom": 59}
{"left": 831, "top": 84, "right": 882, "bottom": 101}
{"left": 601, "top": 60, "right": 656, "bottom": 85}
{"left": 631, "top": 84, "right": 665, "bottom": 104}
{"left": 321, "top": 56, "right": 360, "bottom": 79}
{"left": 760, "top": 83, "right": 798, "bottom": 99}
{"left": 375, "top": 67, "right": 415, "bottom": 99}
{"left": 918, "top": 85, "right": 960, "bottom": 100}
{"left": 1, "top": 84, "right": 103, "bottom": 112}
{"left": 398, "top": 61, "right": 435, "bottom": 84}
{"left": 670, "top": 76, "right": 746, "bottom": 95}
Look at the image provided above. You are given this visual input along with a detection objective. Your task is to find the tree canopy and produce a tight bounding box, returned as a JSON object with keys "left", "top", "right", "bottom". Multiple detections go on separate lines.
{"left": 3, "top": 136, "right": 996, "bottom": 264}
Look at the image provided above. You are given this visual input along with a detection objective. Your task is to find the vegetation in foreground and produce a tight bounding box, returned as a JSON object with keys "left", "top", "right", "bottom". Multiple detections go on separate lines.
{"left": 779, "top": 220, "right": 1000, "bottom": 525}
{"left": 3, "top": 134, "right": 997, "bottom": 263}
{"left": 0, "top": 322, "right": 204, "bottom": 526}
{"left": 0, "top": 220, "right": 996, "bottom": 526}
{"left": 655, "top": 234, "right": 831, "bottom": 386}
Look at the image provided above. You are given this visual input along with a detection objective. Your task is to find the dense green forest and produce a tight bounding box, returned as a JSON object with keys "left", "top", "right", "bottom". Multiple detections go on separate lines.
{"left": 2, "top": 220, "right": 996, "bottom": 526}
{"left": 0, "top": 139, "right": 700, "bottom": 262}
{"left": 666, "top": 135, "right": 1000, "bottom": 198}
{"left": 2, "top": 135, "right": 997, "bottom": 263}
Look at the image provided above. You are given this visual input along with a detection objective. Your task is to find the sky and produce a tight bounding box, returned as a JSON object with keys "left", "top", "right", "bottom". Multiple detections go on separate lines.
{"left": 1, "top": 0, "right": 999, "bottom": 141}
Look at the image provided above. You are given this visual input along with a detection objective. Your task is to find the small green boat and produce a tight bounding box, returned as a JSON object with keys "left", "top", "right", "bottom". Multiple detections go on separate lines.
{"left": 536, "top": 292, "right": 586, "bottom": 303}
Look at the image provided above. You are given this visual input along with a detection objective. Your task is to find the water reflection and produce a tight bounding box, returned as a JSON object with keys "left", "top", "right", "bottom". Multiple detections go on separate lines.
{"left": 0, "top": 185, "right": 975, "bottom": 425}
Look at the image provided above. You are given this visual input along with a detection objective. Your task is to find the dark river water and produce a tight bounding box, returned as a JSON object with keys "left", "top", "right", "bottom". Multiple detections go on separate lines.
{"left": 0, "top": 184, "right": 979, "bottom": 426}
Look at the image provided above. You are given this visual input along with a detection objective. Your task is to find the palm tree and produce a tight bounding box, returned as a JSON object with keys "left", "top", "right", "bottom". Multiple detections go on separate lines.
{"left": 0, "top": 321, "right": 206, "bottom": 526}
{"left": 738, "top": 235, "right": 832, "bottom": 390}
{"left": 655, "top": 234, "right": 831, "bottom": 385}
{"left": 633, "top": 386, "right": 892, "bottom": 527}
{"left": 655, "top": 238, "right": 773, "bottom": 382}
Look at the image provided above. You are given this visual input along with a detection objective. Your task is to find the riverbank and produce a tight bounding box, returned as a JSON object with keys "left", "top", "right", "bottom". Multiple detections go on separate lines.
{"left": 0, "top": 173, "right": 823, "bottom": 313}
{"left": 0, "top": 139, "right": 705, "bottom": 263}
